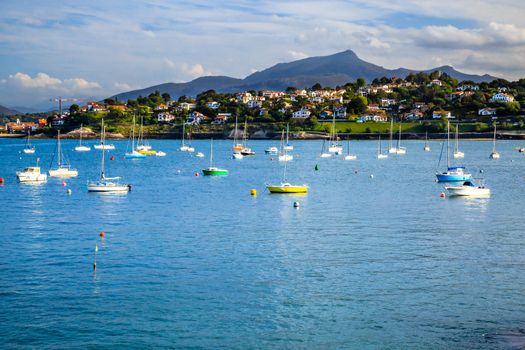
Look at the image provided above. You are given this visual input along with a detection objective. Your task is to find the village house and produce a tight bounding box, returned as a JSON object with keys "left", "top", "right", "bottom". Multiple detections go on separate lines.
{"left": 178, "top": 102, "right": 196, "bottom": 111}
{"left": 404, "top": 111, "right": 424, "bottom": 120}
{"left": 259, "top": 108, "right": 269, "bottom": 116}
{"left": 358, "top": 114, "right": 388, "bottom": 122}
{"left": 5, "top": 119, "right": 38, "bottom": 133}
{"left": 333, "top": 106, "right": 347, "bottom": 119}
{"left": 367, "top": 104, "right": 380, "bottom": 112}
{"left": 478, "top": 108, "right": 497, "bottom": 116}
{"left": 206, "top": 101, "right": 220, "bottom": 109}
{"left": 237, "top": 92, "right": 253, "bottom": 104}
{"left": 261, "top": 90, "right": 285, "bottom": 99}
{"left": 50, "top": 116, "right": 67, "bottom": 127}
{"left": 157, "top": 112, "right": 175, "bottom": 123}
{"left": 86, "top": 101, "right": 108, "bottom": 112}
{"left": 292, "top": 108, "right": 311, "bottom": 119}
{"left": 381, "top": 98, "right": 397, "bottom": 107}
{"left": 319, "top": 110, "right": 333, "bottom": 119}
{"left": 155, "top": 103, "right": 168, "bottom": 111}
{"left": 246, "top": 100, "right": 263, "bottom": 109}
{"left": 432, "top": 110, "right": 452, "bottom": 119}
{"left": 457, "top": 84, "right": 479, "bottom": 91}
{"left": 186, "top": 111, "right": 207, "bottom": 125}
{"left": 211, "top": 113, "right": 231, "bottom": 125}
{"left": 490, "top": 93, "right": 514, "bottom": 103}
{"left": 447, "top": 91, "right": 464, "bottom": 101}
{"left": 428, "top": 79, "right": 443, "bottom": 87}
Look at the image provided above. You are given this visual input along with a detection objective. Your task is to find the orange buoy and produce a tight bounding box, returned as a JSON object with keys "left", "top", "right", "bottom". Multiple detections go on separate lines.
{"left": 110, "top": 155, "right": 115, "bottom": 160}
{"left": 0, "top": 177, "right": 4, "bottom": 184}
{"left": 99, "top": 231, "right": 105, "bottom": 237}
{"left": 440, "top": 192, "right": 446, "bottom": 198}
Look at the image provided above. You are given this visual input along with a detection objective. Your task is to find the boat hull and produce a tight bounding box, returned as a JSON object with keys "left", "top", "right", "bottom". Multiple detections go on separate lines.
{"left": 94, "top": 144, "right": 115, "bottom": 150}
{"left": 75, "top": 146, "right": 91, "bottom": 152}
{"left": 137, "top": 149, "right": 157, "bottom": 155}
{"left": 49, "top": 168, "right": 78, "bottom": 177}
{"left": 125, "top": 152, "right": 147, "bottom": 159}
{"left": 278, "top": 154, "right": 293, "bottom": 161}
{"left": 23, "top": 148, "right": 35, "bottom": 154}
{"left": 490, "top": 152, "right": 500, "bottom": 159}
{"left": 17, "top": 174, "right": 47, "bottom": 183}
{"left": 88, "top": 183, "right": 131, "bottom": 192}
{"left": 202, "top": 168, "right": 228, "bottom": 176}
{"left": 436, "top": 173, "right": 472, "bottom": 182}
{"left": 266, "top": 184, "right": 308, "bottom": 193}
{"left": 445, "top": 186, "right": 490, "bottom": 197}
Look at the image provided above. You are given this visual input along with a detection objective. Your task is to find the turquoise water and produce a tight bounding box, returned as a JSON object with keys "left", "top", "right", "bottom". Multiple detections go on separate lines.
{"left": 1, "top": 138, "right": 525, "bottom": 349}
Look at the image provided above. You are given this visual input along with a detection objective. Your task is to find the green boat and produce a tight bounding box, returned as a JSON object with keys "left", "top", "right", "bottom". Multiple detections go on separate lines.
{"left": 202, "top": 139, "right": 228, "bottom": 176}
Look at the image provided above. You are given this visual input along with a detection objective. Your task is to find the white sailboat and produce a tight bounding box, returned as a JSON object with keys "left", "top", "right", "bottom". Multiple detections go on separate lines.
{"left": 23, "top": 129, "right": 36, "bottom": 154}
{"left": 179, "top": 123, "right": 194, "bottom": 152}
{"left": 343, "top": 140, "right": 357, "bottom": 160}
{"left": 283, "top": 123, "right": 293, "bottom": 151}
{"left": 320, "top": 139, "right": 332, "bottom": 158}
{"left": 377, "top": 135, "right": 388, "bottom": 159}
{"left": 240, "top": 119, "right": 255, "bottom": 156}
{"left": 75, "top": 124, "right": 91, "bottom": 152}
{"left": 88, "top": 119, "right": 131, "bottom": 193}
{"left": 395, "top": 124, "right": 406, "bottom": 154}
{"left": 328, "top": 113, "right": 343, "bottom": 154}
{"left": 94, "top": 124, "right": 115, "bottom": 150}
{"left": 388, "top": 118, "right": 397, "bottom": 154}
{"left": 49, "top": 130, "right": 79, "bottom": 177}
{"left": 436, "top": 120, "right": 472, "bottom": 182}
{"left": 453, "top": 124, "right": 464, "bottom": 158}
{"left": 489, "top": 125, "right": 500, "bottom": 159}
{"left": 424, "top": 132, "right": 430, "bottom": 152}
{"left": 278, "top": 130, "right": 293, "bottom": 161}
{"left": 124, "top": 114, "right": 146, "bottom": 159}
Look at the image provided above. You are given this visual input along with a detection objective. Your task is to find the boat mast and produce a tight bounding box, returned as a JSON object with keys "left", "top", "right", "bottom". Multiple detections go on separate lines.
{"left": 57, "top": 130, "right": 61, "bottom": 167}
{"left": 79, "top": 124, "right": 83, "bottom": 146}
{"left": 331, "top": 113, "right": 336, "bottom": 145}
{"left": 397, "top": 124, "right": 401, "bottom": 148}
{"left": 446, "top": 120, "right": 450, "bottom": 168}
{"left": 100, "top": 119, "right": 105, "bottom": 180}
{"left": 243, "top": 119, "right": 248, "bottom": 148}
{"left": 286, "top": 123, "right": 290, "bottom": 145}
{"left": 493, "top": 124, "right": 497, "bottom": 152}
{"left": 378, "top": 135, "right": 381, "bottom": 155}
{"left": 282, "top": 144, "right": 288, "bottom": 182}
{"left": 181, "top": 122, "right": 185, "bottom": 147}
{"left": 455, "top": 124, "right": 459, "bottom": 152}
{"left": 233, "top": 116, "right": 238, "bottom": 147}
{"left": 131, "top": 113, "right": 136, "bottom": 151}
{"left": 209, "top": 138, "right": 213, "bottom": 167}
{"left": 389, "top": 118, "right": 393, "bottom": 149}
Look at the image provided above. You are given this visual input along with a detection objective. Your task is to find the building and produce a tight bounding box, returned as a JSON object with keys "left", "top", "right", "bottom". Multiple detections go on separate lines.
{"left": 428, "top": 79, "right": 443, "bottom": 87}
{"left": 490, "top": 93, "right": 514, "bottom": 103}
{"left": 186, "top": 111, "right": 207, "bottom": 125}
{"left": 367, "top": 104, "right": 380, "bottom": 112}
{"left": 246, "top": 100, "right": 263, "bottom": 109}
{"left": 457, "top": 84, "right": 479, "bottom": 91}
{"left": 478, "top": 108, "right": 497, "bottom": 116}
{"left": 157, "top": 112, "right": 175, "bottom": 123}
{"left": 292, "top": 108, "right": 311, "bottom": 119}
{"left": 206, "top": 101, "right": 221, "bottom": 109}
{"left": 5, "top": 119, "right": 38, "bottom": 133}
{"left": 259, "top": 108, "right": 269, "bottom": 116}
{"left": 404, "top": 111, "right": 424, "bottom": 120}
{"left": 359, "top": 114, "right": 388, "bottom": 122}
{"left": 155, "top": 104, "right": 168, "bottom": 111}
{"left": 86, "top": 101, "right": 108, "bottom": 112}
{"left": 319, "top": 110, "right": 333, "bottom": 119}
{"left": 178, "top": 102, "right": 196, "bottom": 111}
{"left": 50, "top": 116, "right": 67, "bottom": 126}
{"left": 380, "top": 98, "right": 397, "bottom": 107}
{"left": 237, "top": 92, "right": 253, "bottom": 104}
{"left": 211, "top": 113, "right": 231, "bottom": 124}
{"left": 333, "top": 106, "right": 347, "bottom": 119}
{"left": 432, "top": 110, "right": 451, "bottom": 119}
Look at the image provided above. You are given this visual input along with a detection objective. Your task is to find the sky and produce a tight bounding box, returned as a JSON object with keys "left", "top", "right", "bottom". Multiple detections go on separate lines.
{"left": 1, "top": 0, "right": 525, "bottom": 108}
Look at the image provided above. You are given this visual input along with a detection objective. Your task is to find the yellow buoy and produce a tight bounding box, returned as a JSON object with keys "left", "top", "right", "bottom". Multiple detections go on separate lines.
{"left": 250, "top": 189, "right": 257, "bottom": 196}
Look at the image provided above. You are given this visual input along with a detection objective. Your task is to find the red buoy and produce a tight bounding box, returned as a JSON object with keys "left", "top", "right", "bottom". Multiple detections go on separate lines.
{"left": 0, "top": 177, "right": 4, "bottom": 184}
{"left": 440, "top": 192, "right": 446, "bottom": 198}
{"left": 110, "top": 156, "right": 115, "bottom": 160}
{"left": 194, "top": 172, "right": 199, "bottom": 177}
{"left": 61, "top": 181, "right": 67, "bottom": 187}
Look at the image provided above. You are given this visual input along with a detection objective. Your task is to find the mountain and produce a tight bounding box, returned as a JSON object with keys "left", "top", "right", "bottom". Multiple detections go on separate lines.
{"left": 0, "top": 105, "right": 20, "bottom": 116}
{"left": 112, "top": 49, "right": 499, "bottom": 101}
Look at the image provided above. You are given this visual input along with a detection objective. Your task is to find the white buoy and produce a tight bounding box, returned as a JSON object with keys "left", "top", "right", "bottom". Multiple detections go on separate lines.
{"left": 67, "top": 189, "right": 72, "bottom": 195}
{"left": 293, "top": 201, "right": 300, "bottom": 208}
{"left": 370, "top": 174, "right": 374, "bottom": 178}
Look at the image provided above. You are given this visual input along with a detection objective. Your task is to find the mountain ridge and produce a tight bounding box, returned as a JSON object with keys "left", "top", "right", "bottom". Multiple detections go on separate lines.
{"left": 113, "top": 49, "right": 499, "bottom": 102}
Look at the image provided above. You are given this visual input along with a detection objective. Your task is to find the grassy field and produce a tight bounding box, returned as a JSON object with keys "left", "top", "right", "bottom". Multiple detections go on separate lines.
{"left": 316, "top": 121, "right": 491, "bottom": 134}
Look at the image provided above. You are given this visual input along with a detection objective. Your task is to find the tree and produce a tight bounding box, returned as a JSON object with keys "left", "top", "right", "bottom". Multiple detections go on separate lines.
{"left": 162, "top": 93, "right": 171, "bottom": 103}
{"left": 69, "top": 104, "right": 80, "bottom": 114}
{"left": 311, "top": 83, "right": 322, "bottom": 91}
{"left": 285, "top": 86, "right": 297, "bottom": 94}
{"left": 347, "top": 96, "right": 368, "bottom": 115}
{"left": 356, "top": 78, "right": 366, "bottom": 88}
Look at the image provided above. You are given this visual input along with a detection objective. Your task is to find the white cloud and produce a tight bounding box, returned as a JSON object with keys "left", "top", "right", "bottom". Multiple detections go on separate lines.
{"left": 181, "top": 63, "right": 213, "bottom": 78}
{"left": 288, "top": 50, "right": 308, "bottom": 59}
{"left": 113, "top": 82, "right": 131, "bottom": 91}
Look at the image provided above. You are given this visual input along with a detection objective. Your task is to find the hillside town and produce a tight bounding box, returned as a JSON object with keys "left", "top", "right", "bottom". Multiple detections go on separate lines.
{"left": 3, "top": 71, "right": 525, "bottom": 135}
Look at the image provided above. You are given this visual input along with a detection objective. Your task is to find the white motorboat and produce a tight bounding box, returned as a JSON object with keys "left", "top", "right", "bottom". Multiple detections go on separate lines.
{"left": 74, "top": 124, "right": 91, "bottom": 152}
{"left": 265, "top": 146, "right": 278, "bottom": 154}
{"left": 88, "top": 119, "right": 130, "bottom": 193}
{"left": 49, "top": 130, "right": 78, "bottom": 177}
{"left": 17, "top": 166, "right": 47, "bottom": 183}
{"left": 445, "top": 180, "right": 490, "bottom": 197}
{"left": 195, "top": 152, "right": 204, "bottom": 158}
{"left": 278, "top": 154, "right": 293, "bottom": 161}
{"left": 94, "top": 143, "right": 115, "bottom": 150}
{"left": 156, "top": 151, "right": 167, "bottom": 157}
{"left": 232, "top": 152, "right": 243, "bottom": 160}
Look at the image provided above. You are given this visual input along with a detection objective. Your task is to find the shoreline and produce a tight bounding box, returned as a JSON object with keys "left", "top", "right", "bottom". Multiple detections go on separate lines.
{"left": 2, "top": 131, "right": 525, "bottom": 140}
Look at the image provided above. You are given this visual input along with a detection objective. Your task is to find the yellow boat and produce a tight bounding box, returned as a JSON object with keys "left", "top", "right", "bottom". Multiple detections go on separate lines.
{"left": 266, "top": 183, "right": 308, "bottom": 193}
{"left": 137, "top": 149, "right": 157, "bottom": 155}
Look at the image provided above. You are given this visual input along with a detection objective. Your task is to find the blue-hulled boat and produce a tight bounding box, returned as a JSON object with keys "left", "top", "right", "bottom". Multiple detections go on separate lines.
{"left": 436, "top": 120, "right": 472, "bottom": 182}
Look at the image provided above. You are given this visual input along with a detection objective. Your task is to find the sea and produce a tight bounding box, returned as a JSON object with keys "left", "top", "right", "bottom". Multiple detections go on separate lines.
{"left": 1, "top": 138, "right": 525, "bottom": 349}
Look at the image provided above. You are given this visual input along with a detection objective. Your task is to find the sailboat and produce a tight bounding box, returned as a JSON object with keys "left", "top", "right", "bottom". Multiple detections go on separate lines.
{"left": 377, "top": 135, "right": 388, "bottom": 159}
{"left": 395, "top": 124, "right": 406, "bottom": 154}
{"left": 136, "top": 116, "right": 157, "bottom": 155}
{"left": 266, "top": 146, "right": 308, "bottom": 193}
{"left": 436, "top": 120, "right": 472, "bottom": 182}
{"left": 48, "top": 130, "right": 78, "bottom": 177}
{"left": 179, "top": 123, "right": 194, "bottom": 152}
{"left": 320, "top": 139, "right": 332, "bottom": 158}
{"left": 23, "top": 129, "right": 36, "bottom": 154}
{"left": 278, "top": 130, "right": 293, "bottom": 161}
{"left": 88, "top": 119, "right": 131, "bottom": 193}
{"left": 240, "top": 119, "right": 255, "bottom": 156}
{"left": 75, "top": 124, "right": 91, "bottom": 152}
{"left": 328, "top": 113, "right": 343, "bottom": 154}
{"left": 203, "top": 139, "right": 228, "bottom": 176}
{"left": 489, "top": 125, "right": 500, "bottom": 159}
{"left": 453, "top": 124, "right": 464, "bottom": 158}
{"left": 94, "top": 124, "right": 115, "bottom": 150}
{"left": 343, "top": 140, "right": 357, "bottom": 160}
{"left": 423, "top": 132, "right": 430, "bottom": 152}
{"left": 283, "top": 123, "right": 293, "bottom": 151}
{"left": 388, "top": 119, "right": 397, "bottom": 154}
{"left": 232, "top": 116, "right": 243, "bottom": 152}
{"left": 125, "top": 114, "right": 146, "bottom": 159}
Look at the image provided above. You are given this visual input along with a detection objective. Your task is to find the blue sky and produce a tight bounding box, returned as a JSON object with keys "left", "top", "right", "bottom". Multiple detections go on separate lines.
{"left": 1, "top": 0, "right": 525, "bottom": 107}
